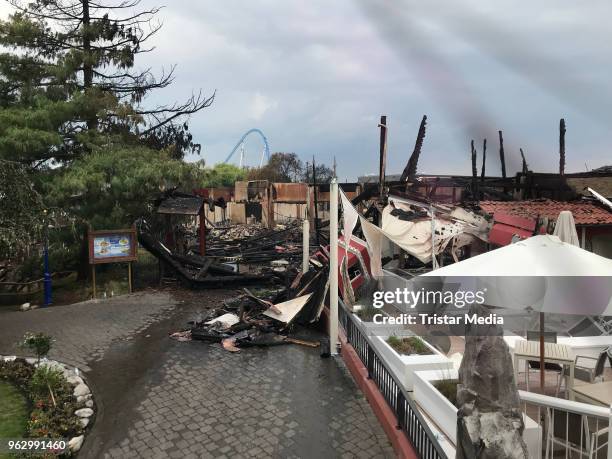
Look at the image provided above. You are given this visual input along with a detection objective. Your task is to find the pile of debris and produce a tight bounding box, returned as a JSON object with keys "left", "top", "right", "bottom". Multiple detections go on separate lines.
{"left": 136, "top": 221, "right": 276, "bottom": 287}
{"left": 206, "top": 221, "right": 304, "bottom": 263}
{"left": 170, "top": 265, "right": 330, "bottom": 353}
{"left": 208, "top": 223, "right": 267, "bottom": 241}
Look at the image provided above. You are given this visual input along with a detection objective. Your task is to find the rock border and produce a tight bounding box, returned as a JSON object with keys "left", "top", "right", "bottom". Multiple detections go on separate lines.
{"left": 1, "top": 355, "right": 94, "bottom": 454}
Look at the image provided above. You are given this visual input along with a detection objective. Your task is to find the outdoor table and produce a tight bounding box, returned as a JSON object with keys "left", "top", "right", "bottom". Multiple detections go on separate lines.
{"left": 572, "top": 381, "right": 612, "bottom": 406}
{"left": 513, "top": 340, "right": 575, "bottom": 400}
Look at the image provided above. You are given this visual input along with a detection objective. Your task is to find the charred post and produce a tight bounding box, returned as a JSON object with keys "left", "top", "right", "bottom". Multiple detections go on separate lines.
{"left": 378, "top": 115, "right": 388, "bottom": 198}
{"left": 312, "top": 157, "right": 320, "bottom": 247}
{"left": 559, "top": 118, "right": 566, "bottom": 176}
{"left": 520, "top": 148, "right": 528, "bottom": 174}
{"left": 400, "top": 115, "right": 427, "bottom": 182}
{"left": 480, "top": 138, "right": 487, "bottom": 183}
{"left": 498, "top": 130, "right": 507, "bottom": 179}
{"left": 471, "top": 140, "right": 478, "bottom": 200}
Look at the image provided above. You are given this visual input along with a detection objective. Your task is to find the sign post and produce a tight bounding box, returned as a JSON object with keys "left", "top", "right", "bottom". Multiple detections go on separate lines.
{"left": 88, "top": 227, "right": 138, "bottom": 298}
{"left": 329, "top": 177, "right": 339, "bottom": 355}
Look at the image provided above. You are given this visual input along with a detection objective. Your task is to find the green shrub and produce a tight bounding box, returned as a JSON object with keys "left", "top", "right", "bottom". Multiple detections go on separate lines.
{"left": 19, "top": 333, "right": 54, "bottom": 364}
{"left": 29, "top": 366, "right": 64, "bottom": 398}
{"left": 18, "top": 245, "right": 80, "bottom": 280}
{"left": 0, "top": 358, "right": 35, "bottom": 392}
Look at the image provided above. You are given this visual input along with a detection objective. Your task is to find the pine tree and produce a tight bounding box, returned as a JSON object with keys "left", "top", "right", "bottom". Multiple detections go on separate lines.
{"left": 0, "top": 159, "right": 44, "bottom": 258}
{"left": 0, "top": 0, "right": 213, "bottom": 165}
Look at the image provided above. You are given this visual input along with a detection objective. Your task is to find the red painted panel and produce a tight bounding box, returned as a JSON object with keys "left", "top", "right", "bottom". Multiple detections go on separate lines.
{"left": 336, "top": 236, "right": 371, "bottom": 299}
{"left": 489, "top": 224, "right": 533, "bottom": 246}
{"left": 493, "top": 212, "right": 537, "bottom": 231}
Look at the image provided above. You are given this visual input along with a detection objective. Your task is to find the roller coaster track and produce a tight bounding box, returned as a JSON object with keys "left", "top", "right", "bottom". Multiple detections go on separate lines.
{"left": 224, "top": 128, "right": 270, "bottom": 165}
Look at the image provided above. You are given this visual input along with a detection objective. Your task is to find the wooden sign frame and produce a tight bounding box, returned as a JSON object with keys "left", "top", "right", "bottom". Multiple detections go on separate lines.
{"left": 88, "top": 228, "right": 137, "bottom": 265}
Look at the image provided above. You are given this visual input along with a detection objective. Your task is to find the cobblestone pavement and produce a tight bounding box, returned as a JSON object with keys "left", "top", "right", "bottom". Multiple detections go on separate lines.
{"left": 0, "top": 291, "right": 394, "bottom": 458}
{"left": 0, "top": 292, "right": 176, "bottom": 371}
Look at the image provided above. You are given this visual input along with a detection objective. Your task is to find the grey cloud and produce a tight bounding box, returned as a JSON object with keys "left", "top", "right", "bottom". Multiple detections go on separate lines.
{"left": 2, "top": 0, "right": 611, "bottom": 177}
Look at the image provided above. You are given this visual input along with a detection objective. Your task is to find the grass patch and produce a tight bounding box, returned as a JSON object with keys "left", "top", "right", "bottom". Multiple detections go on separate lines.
{"left": 0, "top": 380, "right": 28, "bottom": 438}
{"left": 0, "top": 358, "right": 82, "bottom": 449}
{"left": 433, "top": 379, "right": 459, "bottom": 408}
{"left": 386, "top": 336, "right": 433, "bottom": 355}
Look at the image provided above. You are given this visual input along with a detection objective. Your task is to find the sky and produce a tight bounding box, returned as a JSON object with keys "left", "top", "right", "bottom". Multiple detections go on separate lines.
{"left": 2, "top": 0, "right": 612, "bottom": 180}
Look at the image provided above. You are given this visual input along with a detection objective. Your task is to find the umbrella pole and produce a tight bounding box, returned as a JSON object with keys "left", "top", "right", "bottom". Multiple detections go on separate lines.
{"left": 540, "top": 312, "right": 545, "bottom": 391}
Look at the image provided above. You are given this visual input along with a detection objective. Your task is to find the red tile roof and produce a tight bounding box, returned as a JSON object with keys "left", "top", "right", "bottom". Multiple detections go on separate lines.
{"left": 479, "top": 200, "right": 612, "bottom": 226}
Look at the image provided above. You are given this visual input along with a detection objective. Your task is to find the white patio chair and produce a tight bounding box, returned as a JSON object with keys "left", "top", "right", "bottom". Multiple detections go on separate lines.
{"left": 525, "top": 331, "right": 563, "bottom": 393}
{"left": 557, "top": 347, "right": 612, "bottom": 396}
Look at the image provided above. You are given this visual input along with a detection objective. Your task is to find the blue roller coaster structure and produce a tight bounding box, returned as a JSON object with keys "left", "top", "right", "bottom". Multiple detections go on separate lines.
{"left": 223, "top": 129, "right": 270, "bottom": 166}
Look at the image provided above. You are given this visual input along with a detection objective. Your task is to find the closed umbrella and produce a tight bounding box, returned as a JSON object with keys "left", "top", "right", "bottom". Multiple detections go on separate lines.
{"left": 553, "top": 210, "right": 580, "bottom": 247}
{"left": 538, "top": 211, "right": 579, "bottom": 388}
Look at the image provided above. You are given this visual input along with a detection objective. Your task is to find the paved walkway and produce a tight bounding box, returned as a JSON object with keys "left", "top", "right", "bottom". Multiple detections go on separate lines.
{"left": 0, "top": 291, "right": 394, "bottom": 458}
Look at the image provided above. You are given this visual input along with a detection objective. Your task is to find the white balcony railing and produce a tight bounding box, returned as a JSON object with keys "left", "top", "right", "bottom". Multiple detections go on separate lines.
{"left": 518, "top": 390, "right": 612, "bottom": 458}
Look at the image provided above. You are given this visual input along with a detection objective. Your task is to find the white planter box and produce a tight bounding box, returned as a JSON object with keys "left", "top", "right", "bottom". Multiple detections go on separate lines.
{"left": 414, "top": 369, "right": 460, "bottom": 443}
{"left": 414, "top": 370, "right": 542, "bottom": 458}
{"left": 351, "top": 312, "right": 402, "bottom": 338}
{"left": 372, "top": 335, "right": 453, "bottom": 391}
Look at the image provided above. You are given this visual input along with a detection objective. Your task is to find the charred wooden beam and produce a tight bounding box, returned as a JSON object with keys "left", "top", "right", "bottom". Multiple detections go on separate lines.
{"left": 137, "top": 231, "right": 272, "bottom": 287}
{"left": 400, "top": 114, "right": 427, "bottom": 182}
{"left": 312, "top": 157, "right": 320, "bottom": 247}
{"left": 559, "top": 118, "right": 566, "bottom": 176}
{"left": 479, "top": 186, "right": 515, "bottom": 201}
{"left": 498, "top": 130, "right": 507, "bottom": 179}
{"left": 480, "top": 138, "right": 487, "bottom": 183}
{"left": 471, "top": 140, "right": 478, "bottom": 200}
{"left": 520, "top": 148, "right": 529, "bottom": 174}
{"left": 378, "top": 115, "right": 388, "bottom": 198}
{"left": 171, "top": 253, "right": 235, "bottom": 275}
{"left": 350, "top": 184, "right": 378, "bottom": 206}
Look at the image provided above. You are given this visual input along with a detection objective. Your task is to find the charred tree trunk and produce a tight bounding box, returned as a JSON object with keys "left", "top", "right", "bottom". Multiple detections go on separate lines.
{"left": 82, "top": 0, "right": 92, "bottom": 89}
{"left": 400, "top": 115, "right": 427, "bottom": 182}
{"left": 559, "top": 118, "right": 566, "bottom": 176}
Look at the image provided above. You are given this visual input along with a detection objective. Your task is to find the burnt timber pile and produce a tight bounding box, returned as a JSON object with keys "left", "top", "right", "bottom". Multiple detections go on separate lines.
{"left": 136, "top": 188, "right": 307, "bottom": 288}
{"left": 137, "top": 224, "right": 276, "bottom": 288}
{"left": 205, "top": 221, "right": 303, "bottom": 263}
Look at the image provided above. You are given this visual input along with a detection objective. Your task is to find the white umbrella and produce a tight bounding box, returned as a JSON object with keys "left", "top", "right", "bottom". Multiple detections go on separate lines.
{"left": 423, "top": 234, "right": 612, "bottom": 389}
{"left": 422, "top": 235, "right": 612, "bottom": 314}
{"left": 424, "top": 234, "right": 611, "bottom": 278}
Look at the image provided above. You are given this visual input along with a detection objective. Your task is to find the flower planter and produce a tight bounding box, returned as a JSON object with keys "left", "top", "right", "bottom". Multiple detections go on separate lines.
{"left": 372, "top": 335, "right": 453, "bottom": 391}
{"left": 0, "top": 355, "right": 93, "bottom": 454}
{"left": 414, "top": 370, "right": 542, "bottom": 458}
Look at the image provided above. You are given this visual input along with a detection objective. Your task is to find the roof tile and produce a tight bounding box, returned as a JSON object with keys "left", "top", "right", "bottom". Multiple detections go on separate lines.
{"left": 479, "top": 200, "right": 612, "bottom": 226}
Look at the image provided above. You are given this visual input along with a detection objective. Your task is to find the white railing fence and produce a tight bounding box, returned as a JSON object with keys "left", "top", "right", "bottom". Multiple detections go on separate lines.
{"left": 519, "top": 390, "right": 612, "bottom": 459}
